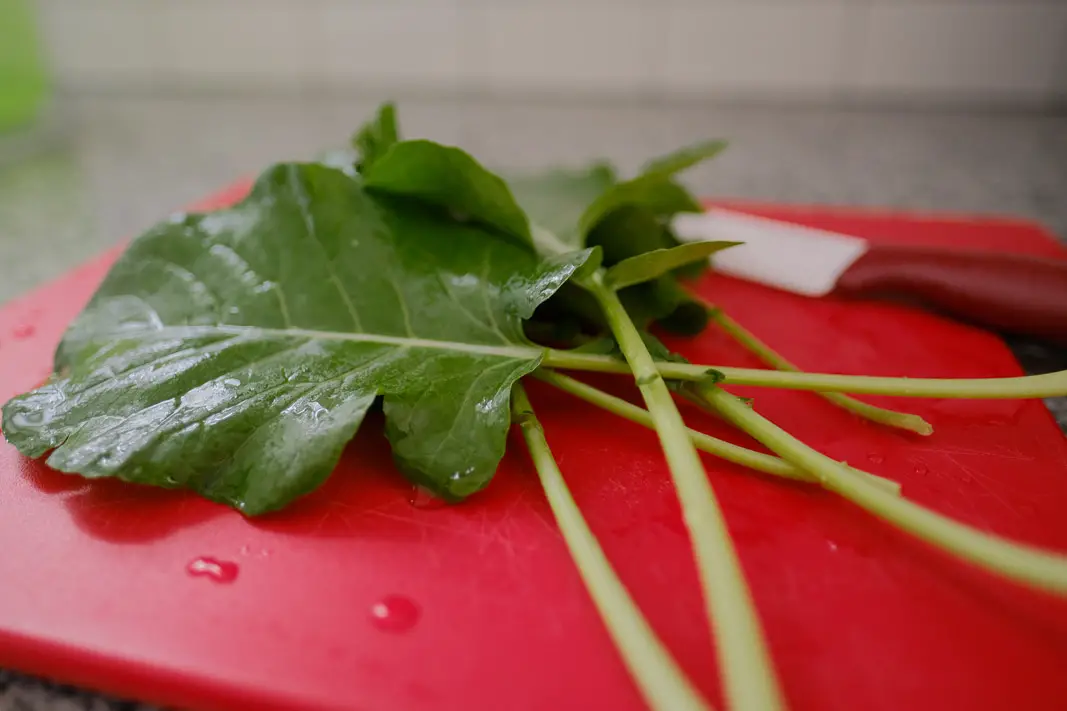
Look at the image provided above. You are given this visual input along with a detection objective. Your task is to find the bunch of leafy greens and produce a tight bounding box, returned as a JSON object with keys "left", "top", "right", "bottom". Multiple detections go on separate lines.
{"left": 5, "top": 103, "right": 1067, "bottom": 711}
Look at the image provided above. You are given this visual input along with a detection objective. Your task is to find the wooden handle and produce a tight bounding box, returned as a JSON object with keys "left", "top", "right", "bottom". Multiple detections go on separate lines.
{"left": 834, "top": 245, "right": 1067, "bottom": 345}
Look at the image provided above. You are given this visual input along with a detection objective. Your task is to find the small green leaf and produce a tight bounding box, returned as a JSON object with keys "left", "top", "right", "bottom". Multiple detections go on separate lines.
{"left": 605, "top": 241, "right": 740, "bottom": 290}
{"left": 638, "top": 331, "right": 691, "bottom": 365}
{"left": 618, "top": 278, "right": 710, "bottom": 336}
{"left": 587, "top": 206, "right": 674, "bottom": 265}
{"left": 578, "top": 174, "right": 691, "bottom": 239}
{"left": 641, "top": 140, "right": 728, "bottom": 180}
{"left": 507, "top": 164, "right": 617, "bottom": 250}
{"left": 634, "top": 180, "right": 704, "bottom": 218}
{"left": 570, "top": 338, "right": 621, "bottom": 356}
{"left": 352, "top": 102, "right": 400, "bottom": 172}
{"left": 363, "top": 140, "right": 533, "bottom": 246}
{"left": 576, "top": 140, "right": 726, "bottom": 239}
{"left": 2, "top": 163, "right": 591, "bottom": 514}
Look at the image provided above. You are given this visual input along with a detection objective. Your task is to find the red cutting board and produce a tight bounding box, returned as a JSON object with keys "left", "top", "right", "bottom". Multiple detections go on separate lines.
{"left": 1, "top": 183, "right": 1066, "bottom": 711}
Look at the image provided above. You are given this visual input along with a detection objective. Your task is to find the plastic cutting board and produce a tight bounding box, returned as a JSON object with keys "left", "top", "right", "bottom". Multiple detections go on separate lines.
{"left": 1, "top": 183, "right": 1066, "bottom": 711}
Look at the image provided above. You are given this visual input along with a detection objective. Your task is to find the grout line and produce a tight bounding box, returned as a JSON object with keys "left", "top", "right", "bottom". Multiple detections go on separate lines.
{"left": 48, "top": 81, "right": 1067, "bottom": 116}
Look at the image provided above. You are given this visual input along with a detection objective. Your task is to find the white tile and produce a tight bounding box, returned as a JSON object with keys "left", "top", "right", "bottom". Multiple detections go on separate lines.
{"left": 159, "top": 1, "right": 314, "bottom": 86}
{"left": 312, "top": 1, "right": 461, "bottom": 87}
{"left": 854, "top": 4, "right": 1067, "bottom": 99}
{"left": 472, "top": 3, "right": 655, "bottom": 92}
{"left": 35, "top": 0, "right": 162, "bottom": 85}
{"left": 662, "top": 2, "right": 852, "bottom": 95}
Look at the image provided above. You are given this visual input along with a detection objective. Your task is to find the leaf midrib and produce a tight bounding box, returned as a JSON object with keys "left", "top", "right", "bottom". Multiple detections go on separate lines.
{"left": 90, "top": 324, "right": 545, "bottom": 360}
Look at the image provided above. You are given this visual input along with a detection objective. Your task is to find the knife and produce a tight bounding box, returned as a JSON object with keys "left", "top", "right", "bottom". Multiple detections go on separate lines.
{"left": 671, "top": 209, "right": 1067, "bottom": 345}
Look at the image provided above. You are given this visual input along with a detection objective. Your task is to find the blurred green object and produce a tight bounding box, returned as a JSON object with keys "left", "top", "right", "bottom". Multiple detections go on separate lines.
{"left": 0, "top": 0, "right": 49, "bottom": 132}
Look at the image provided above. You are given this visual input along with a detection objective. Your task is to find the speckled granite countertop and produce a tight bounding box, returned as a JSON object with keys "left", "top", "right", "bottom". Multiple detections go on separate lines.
{"left": 1, "top": 95, "right": 1065, "bottom": 711}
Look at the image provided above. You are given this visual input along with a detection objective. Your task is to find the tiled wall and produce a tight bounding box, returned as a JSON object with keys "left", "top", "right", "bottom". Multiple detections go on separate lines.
{"left": 32, "top": 0, "right": 1067, "bottom": 106}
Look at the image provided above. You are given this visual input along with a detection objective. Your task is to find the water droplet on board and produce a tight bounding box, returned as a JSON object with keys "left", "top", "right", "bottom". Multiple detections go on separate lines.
{"left": 867, "top": 453, "right": 884, "bottom": 465}
{"left": 12, "top": 324, "right": 35, "bottom": 339}
{"left": 408, "top": 485, "right": 447, "bottom": 510}
{"left": 187, "top": 557, "right": 239, "bottom": 583}
{"left": 369, "top": 595, "right": 420, "bottom": 633}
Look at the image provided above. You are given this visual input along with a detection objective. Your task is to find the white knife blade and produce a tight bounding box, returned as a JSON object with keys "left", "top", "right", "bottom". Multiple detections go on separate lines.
{"left": 671, "top": 208, "right": 869, "bottom": 297}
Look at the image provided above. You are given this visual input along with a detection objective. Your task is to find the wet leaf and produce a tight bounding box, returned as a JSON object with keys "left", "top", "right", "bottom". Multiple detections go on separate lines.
{"left": 2, "top": 162, "right": 590, "bottom": 514}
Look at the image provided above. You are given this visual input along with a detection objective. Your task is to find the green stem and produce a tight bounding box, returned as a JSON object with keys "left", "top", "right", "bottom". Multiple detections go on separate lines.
{"left": 696, "top": 383, "right": 1067, "bottom": 596}
{"left": 534, "top": 369, "right": 900, "bottom": 496}
{"left": 582, "top": 273, "right": 786, "bottom": 711}
{"left": 541, "top": 349, "right": 1067, "bottom": 399}
{"left": 511, "top": 384, "right": 715, "bottom": 711}
{"left": 701, "top": 301, "right": 932, "bottom": 435}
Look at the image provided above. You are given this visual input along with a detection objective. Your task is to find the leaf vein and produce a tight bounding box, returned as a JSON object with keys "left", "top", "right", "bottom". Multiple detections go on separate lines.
{"left": 433, "top": 271, "right": 504, "bottom": 341}
{"left": 286, "top": 164, "right": 364, "bottom": 331}
{"left": 424, "top": 359, "right": 517, "bottom": 469}
{"left": 480, "top": 252, "right": 509, "bottom": 344}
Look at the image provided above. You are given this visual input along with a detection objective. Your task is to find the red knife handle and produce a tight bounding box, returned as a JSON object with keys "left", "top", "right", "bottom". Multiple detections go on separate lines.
{"left": 834, "top": 244, "right": 1067, "bottom": 344}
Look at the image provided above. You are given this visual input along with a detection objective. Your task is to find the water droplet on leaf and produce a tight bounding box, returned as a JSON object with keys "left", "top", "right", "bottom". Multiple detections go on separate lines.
{"left": 187, "top": 557, "right": 239, "bottom": 583}
{"left": 223, "top": 378, "right": 241, "bottom": 387}
{"left": 10, "top": 408, "right": 52, "bottom": 427}
{"left": 449, "top": 466, "right": 476, "bottom": 481}
{"left": 369, "top": 595, "right": 420, "bottom": 633}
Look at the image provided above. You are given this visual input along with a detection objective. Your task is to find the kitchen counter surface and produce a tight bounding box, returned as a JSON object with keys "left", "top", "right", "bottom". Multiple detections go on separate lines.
{"left": 1, "top": 95, "right": 1065, "bottom": 711}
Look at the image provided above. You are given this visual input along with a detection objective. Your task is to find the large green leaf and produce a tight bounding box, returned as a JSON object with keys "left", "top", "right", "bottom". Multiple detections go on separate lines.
{"left": 363, "top": 140, "right": 533, "bottom": 246}
{"left": 2, "top": 163, "right": 590, "bottom": 514}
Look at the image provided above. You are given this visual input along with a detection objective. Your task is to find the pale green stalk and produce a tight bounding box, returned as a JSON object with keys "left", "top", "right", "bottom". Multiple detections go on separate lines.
{"left": 541, "top": 349, "right": 1067, "bottom": 399}
{"left": 533, "top": 369, "right": 900, "bottom": 496}
{"left": 511, "top": 384, "right": 715, "bottom": 711}
{"left": 696, "top": 383, "right": 1067, "bottom": 596}
{"left": 581, "top": 272, "right": 786, "bottom": 711}
{"left": 699, "top": 300, "right": 932, "bottom": 435}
